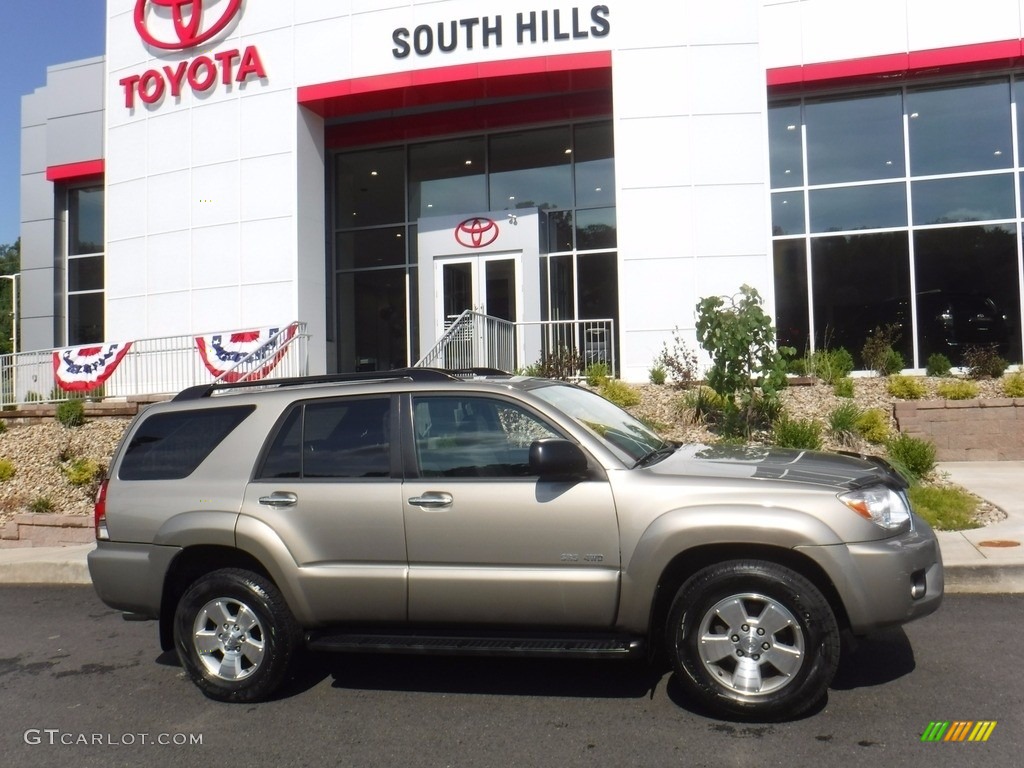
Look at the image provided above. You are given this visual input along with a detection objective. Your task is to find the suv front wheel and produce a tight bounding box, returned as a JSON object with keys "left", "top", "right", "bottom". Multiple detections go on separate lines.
{"left": 666, "top": 560, "right": 840, "bottom": 720}
{"left": 173, "top": 568, "right": 301, "bottom": 702}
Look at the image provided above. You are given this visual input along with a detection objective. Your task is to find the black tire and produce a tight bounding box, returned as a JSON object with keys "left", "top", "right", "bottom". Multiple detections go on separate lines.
{"left": 665, "top": 560, "right": 840, "bottom": 721}
{"left": 173, "top": 568, "right": 301, "bottom": 703}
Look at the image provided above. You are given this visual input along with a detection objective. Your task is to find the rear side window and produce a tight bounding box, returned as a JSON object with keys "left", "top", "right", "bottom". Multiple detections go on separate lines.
{"left": 119, "top": 406, "right": 255, "bottom": 480}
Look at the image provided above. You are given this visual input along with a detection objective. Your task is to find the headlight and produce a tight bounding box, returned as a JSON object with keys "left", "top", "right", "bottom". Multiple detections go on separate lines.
{"left": 838, "top": 485, "right": 912, "bottom": 531}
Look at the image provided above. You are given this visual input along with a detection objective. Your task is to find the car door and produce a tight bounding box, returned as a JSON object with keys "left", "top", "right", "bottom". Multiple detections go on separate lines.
{"left": 240, "top": 395, "right": 407, "bottom": 623}
{"left": 403, "top": 393, "right": 620, "bottom": 627}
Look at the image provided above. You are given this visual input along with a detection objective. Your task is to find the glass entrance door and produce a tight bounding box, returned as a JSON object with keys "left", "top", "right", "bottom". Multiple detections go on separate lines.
{"left": 436, "top": 254, "right": 520, "bottom": 336}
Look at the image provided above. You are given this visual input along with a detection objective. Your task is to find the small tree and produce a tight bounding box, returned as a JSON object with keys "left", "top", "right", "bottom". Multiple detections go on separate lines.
{"left": 695, "top": 285, "right": 793, "bottom": 436}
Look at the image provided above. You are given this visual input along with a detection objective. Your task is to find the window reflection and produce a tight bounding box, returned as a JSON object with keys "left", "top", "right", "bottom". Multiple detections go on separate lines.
{"left": 489, "top": 127, "right": 573, "bottom": 211}
{"left": 768, "top": 103, "right": 803, "bottom": 188}
{"left": 908, "top": 80, "right": 1012, "bottom": 176}
{"left": 335, "top": 148, "right": 405, "bottom": 227}
{"left": 772, "top": 240, "right": 808, "bottom": 354}
{"left": 809, "top": 183, "right": 906, "bottom": 232}
{"left": 573, "top": 122, "right": 615, "bottom": 208}
{"left": 912, "top": 175, "right": 1014, "bottom": 225}
{"left": 409, "top": 138, "right": 486, "bottom": 218}
{"left": 771, "top": 192, "right": 804, "bottom": 236}
{"left": 805, "top": 92, "right": 904, "bottom": 184}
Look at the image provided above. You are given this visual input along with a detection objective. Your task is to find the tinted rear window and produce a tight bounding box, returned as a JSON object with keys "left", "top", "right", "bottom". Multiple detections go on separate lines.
{"left": 119, "top": 405, "right": 255, "bottom": 480}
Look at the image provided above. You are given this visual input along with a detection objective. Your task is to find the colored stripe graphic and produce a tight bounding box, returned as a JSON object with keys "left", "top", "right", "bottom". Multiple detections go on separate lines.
{"left": 921, "top": 721, "right": 996, "bottom": 742}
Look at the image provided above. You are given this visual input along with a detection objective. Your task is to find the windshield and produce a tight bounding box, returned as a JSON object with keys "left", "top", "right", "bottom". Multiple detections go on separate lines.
{"left": 532, "top": 383, "right": 668, "bottom": 463}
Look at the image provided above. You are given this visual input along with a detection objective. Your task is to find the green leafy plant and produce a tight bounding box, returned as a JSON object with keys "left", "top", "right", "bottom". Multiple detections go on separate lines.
{"left": 584, "top": 362, "right": 610, "bottom": 388}
{"left": 885, "top": 434, "right": 937, "bottom": 483}
{"left": 530, "top": 346, "right": 584, "bottom": 381}
{"left": 1004, "top": 372, "right": 1024, "bottom": 398}
{"left": 0, "top": 458, "right": 15, "bottom": 482}
{"left": 963, "top": 344, "right": 1007, "bottom": 379}
{"left": 886, "top": 375, "right": 927, "bottom": 400}
{"left": 908, "top": 486, "right": 980, "bottom": 531}
{"left": 648, "top": 365, "right": 667, "bottom": 385}
{"left": 855, "top": 408, "right": 890, "bottom": 444}
{"left": 28, "top": 496, "right": 54, "bottom": 514}
{"left": 695, "top": 285, "right": 793, "bottom": 436}
{"left": 0, "top": 419, "right": 6, "bottom": 435}
{"left": 64, "top": 457, "right": 102, "bottom": 487}
{"left": 654, "top": 328, "right": 700, "bottom": 388}
{"left": 598, "top": 378, "right": 641, "bottom": 408}
{"left": 936, "top": 379, "right": 978, "bottom": 400}
{"left": 771, "top": 414, "right": 823, "bottom": 450}
{"left": 827, "top": 402, "right": 862, "bottom": 447}
{"left": 861, "top": 325, "right": 903, "bottom": 376}
{"left": 925, "top": 353, "right": 952, "bottom": 377}
{"left": 833, "top": 377, "right": 855, "bottom": 398}
{"left": 681, "top": 386, "right": 726, "bottom": 426}
{"left": 55, "top": 399, "right": 85, "bottom": 428}
{"left": 809, "top": 347, "right": 855, "bottom": 384}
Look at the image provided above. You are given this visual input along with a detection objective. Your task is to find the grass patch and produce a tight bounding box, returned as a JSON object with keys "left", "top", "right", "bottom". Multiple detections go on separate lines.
{"left": 909, "top": 485, "right": 981, "bottom": 531}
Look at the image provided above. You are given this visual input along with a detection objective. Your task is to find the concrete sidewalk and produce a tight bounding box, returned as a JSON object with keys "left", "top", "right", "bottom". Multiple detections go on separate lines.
{"left": 0, "top": 461, "right": 1021, "bottom": 591}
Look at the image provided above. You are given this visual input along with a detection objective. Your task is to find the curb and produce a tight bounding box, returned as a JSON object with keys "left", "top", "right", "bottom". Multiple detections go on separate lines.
{"left": 942, "top": 564, "right": 1024, "bottom": 594}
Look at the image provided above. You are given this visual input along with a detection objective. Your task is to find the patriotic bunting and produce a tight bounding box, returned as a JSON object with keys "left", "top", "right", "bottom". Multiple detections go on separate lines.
{"left": 195, "top": 324, "right": 297, "bottom": 383}
{"left": 53, "top": 343, "right": 133, "bottom": 392}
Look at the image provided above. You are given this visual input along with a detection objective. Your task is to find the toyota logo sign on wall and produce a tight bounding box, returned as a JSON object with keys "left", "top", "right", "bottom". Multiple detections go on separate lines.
{"left": 135, "top": 0, "right": 242, "bottom": 50}
{"left": 454, "top": 218, "right": 500, "bottom": 248}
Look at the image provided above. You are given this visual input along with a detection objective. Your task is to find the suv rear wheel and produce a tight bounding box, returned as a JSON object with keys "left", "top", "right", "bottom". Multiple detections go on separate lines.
{"left": 173, "top": 568, "right": 301, "bottom": 702}
{"left": 666, "top": 560, "right": 840, "bottom": 720}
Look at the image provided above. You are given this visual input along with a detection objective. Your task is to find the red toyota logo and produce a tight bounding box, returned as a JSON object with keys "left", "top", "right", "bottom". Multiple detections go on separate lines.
{"left": 134, "top": 0, "right": 242, "bottom": 51}
{"left": 454, "top": 218, "right": 500, "bottom": 248}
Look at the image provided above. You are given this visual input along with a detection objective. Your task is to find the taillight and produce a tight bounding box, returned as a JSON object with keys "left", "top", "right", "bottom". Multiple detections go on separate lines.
{"left": 94, "top": 479, "right": 109, "bottom": 541}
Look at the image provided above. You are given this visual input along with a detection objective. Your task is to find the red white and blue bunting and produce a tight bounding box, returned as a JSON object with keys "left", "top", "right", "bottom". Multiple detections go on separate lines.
{"left": 195, "top": 324, "right": 297, "bottom": 383}
{"left": 53, "top": 343, "right": 133, "bottom": 392}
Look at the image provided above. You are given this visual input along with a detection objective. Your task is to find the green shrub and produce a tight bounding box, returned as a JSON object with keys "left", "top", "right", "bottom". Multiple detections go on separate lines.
{"left": 695, "top": 285, "right": 793, "bottom": 436}
{"left": 833, "top": 377, "right": 855, "bottom": 398}
{"left": 1002, "top": 372, "right": 1024, "bottom": 398}
{"left": 828, "top": 402, "right": 862, "bottom": 446}
{"left": 786, "top": 356, "right": 809, "bottom": 376}
{"left": 55, "top": 399, "right": 85, "bottom": 428}
{"left": 908, "top": 486, "right": 980, "bottom": 531}
{"left": 936, "top": 379, "right": 978, "bottom": 401}
{"left": 925, "top": 353, "right": 952, "bottom": 377}
{"left": 28, "top": 496, "right": 54, "bottom": 514}
{"left": 682, "top": 386, "right": 726, "bottom": 425}
{"left": 0, "top": 419, "right": 6, "bottom": 435}
{"left": 598, "top": 378, "right": 641, "bottom": 408}
{"left": 584, "top": 362, "right": 610, "bottom": 388}
{"left": 964, "top": 344, "right": 1007, "bottom": 379}
{"left": 771, "top": 414, "right": 823, "bottom": 450}
{"left": 648, "top": 365, "right": 667, "bottom": 385}
{"left": 886, "top": 375, "right": 927, "bottom": 400}
{"left": 855, "top": 408, "right": 890, "bottom": 443}
{"left": 810, "top": 347, "right": 855, "bottom": 384}
{"left": 24, "top": 391, "right": 44, "bottom": 403}
{"left": 64, "top": 457, "right": 102, "bottom": 487}
{"left": 861, "top": 325, "right": 902, "bottom": 376}
{"left": 0, "top": 458, "right": 15, "bottom": 482}
{"left": 886, "top": 434, "right": 937, "bottom": 483}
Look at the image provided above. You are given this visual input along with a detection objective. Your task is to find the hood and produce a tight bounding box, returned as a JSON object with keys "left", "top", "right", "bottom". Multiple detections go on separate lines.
{"left": 645, "top": 443, "right": 907, "bottom": 491}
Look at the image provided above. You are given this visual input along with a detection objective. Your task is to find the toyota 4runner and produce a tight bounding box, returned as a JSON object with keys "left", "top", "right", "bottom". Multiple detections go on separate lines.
{"left": 88, "top": 368, "right": 943, "bottom": 719}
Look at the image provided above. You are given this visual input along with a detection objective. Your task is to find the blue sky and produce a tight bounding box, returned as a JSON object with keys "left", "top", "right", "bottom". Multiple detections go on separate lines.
{"left": 0, "top": 1, "right": 106, "bottom": 247}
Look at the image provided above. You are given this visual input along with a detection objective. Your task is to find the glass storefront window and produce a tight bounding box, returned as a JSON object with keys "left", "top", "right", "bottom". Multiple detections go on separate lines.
{"left": 912, "top": 174, "right": 1015, "bottom": 225}
{"left": 768, "top": 103, "right": 803, "bottom": 188}
{"left": 67, "top": 185, "right": 104, "bottom": 344}
{"left": 809, "top": 183, "right": 907, "bottom": 232}
{"left": 575, "top": 208, "right": 616, "bottom": 250}
{"left": 68, "top": 293, "right": 104, "bottom": 346}
{"left": 913, "top": 225, "right": 1021, "bottom": 365}
{"left": 409, "top": 138, "right": 486, "bottom": 219}
{"left": 335, "top": 148, "right": 405, "bottom": 227}
{"left": 772, "top": 240, "right": 808, "bottom": 354}
{"left": 335, "top": 227, "right": 407, "bottom": 271}
{"left": 573, "top": 122, "right": 615, "bottom": 208}
{"left": 68, "top": 256, "right": 104, "bottom": 292}
{"left": 69, "top": 187, "right": 104, "bottom": 255}
{"left": 811, "top": 232, "right": 912, "bottom": 367}
{"left": 577, "top": 252, "right": 617, "bottom": 320}
{"left": 771, "top": 192, "right": 805, "bottom": 236}
{"left": 489, "top": 126, "right": 573, "bottom": 211}
{"left": 805, "top": 92, "right": 904, "bottom": 185}
{"left": 908, "top": 80, "right": 1012, "bottom": 176}
{"left": 336, "top": 268, "right": 409, "bottom": 372}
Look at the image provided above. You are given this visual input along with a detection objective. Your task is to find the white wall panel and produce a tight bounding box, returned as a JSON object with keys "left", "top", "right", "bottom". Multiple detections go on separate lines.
{"left": 192, "top": 101, "right": 241, "bottom": 167}
{"left": 690, "top": 44, "right": 765, "bottom": 115}
{"left": 192, "top": 224, "right": 242, "bottom": 290}
{"left": 686, "top": 0, "right": 760, "bottom": 46}
{"left": 146, "top": 171, "right": 190, "bottom": 235}
{"left": 800, "top": 0, "right": 909, "bottom": 64}
{"left": 691, "top": 113, "right": 767, "bottom": 186}
{"left": 614, "top": 117, "right": 692, "bottom": 189}
{"left": 239, "top": 90, "right": 296, "bottom": 159}
{"left": 612, "top": 48, "right": 691, "bottom": 120}
{"left": 191, "top": 287, "right": 240, "bottom": 333}
{"left": 105, "top": 236, "right": 147, "bottom": 299}
{"left": 241, "top": 219, "right": 296, "bottom": 285}
{"left": 105, "top": 179, "right": 148, "bottom": 243}
{"left": 146, "top": 111, "right": 190, "bottom": 176}
{"left": 240, "top": 154, "right": 295, "bottom": 222}
{"left": 191, "top": 162, "right": 241, "bottom": 229}
{"left": 907, "top": 0, "right": 1020, "bottom": 51}
{"left": 146, "top": 231, "right": 192, "bottom": 295}
{"left": 691, "top": 184, "right": 769, "bottom": 257}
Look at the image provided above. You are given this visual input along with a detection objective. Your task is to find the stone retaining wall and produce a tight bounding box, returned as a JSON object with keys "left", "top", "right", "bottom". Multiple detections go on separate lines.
{"left": 894, "top": 398, "right": 1024, "bottom": 461}
{"left": 0, "top": 514, "right": 93, "bottom": 548}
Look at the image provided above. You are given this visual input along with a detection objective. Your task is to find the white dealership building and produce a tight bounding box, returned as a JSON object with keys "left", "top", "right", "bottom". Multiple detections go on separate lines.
{"left": 19, "top": 0, "right": 1024, "bottom": 381}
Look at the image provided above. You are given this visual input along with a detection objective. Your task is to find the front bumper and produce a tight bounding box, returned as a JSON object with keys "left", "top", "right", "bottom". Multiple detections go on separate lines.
{"left": 796, "top": 514, "right": 944, "bottom": 634}
{"left": 87, "top": 541, "right": 181, "bottom": 619}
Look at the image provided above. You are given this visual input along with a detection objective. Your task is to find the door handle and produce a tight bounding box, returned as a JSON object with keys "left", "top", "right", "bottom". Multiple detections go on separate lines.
{"left": 259, "top": 492, "right": 298, "bottom": 508}
{"left": 407, "top": 492, "right": 453, "bottom": 509}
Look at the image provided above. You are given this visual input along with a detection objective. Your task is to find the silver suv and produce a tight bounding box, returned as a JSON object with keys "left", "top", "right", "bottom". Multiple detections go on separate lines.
{"left": 88, "top": 369, "right": 943, "bottom": 720}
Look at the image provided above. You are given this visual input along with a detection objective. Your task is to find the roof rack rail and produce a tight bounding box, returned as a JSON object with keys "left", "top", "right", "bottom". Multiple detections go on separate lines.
{"left": 172, "top": 367, "right": 510, "bottom": 401}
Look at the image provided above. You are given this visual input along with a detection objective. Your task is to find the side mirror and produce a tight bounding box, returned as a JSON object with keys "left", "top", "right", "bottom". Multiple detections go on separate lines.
{"left": 529, "top": 438, "right": 588, "bottom": 478}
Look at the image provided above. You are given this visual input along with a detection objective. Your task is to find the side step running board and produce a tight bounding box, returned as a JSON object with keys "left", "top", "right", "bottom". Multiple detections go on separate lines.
{"left": 306, "top": 632, "right": 644, "bottom": 659}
